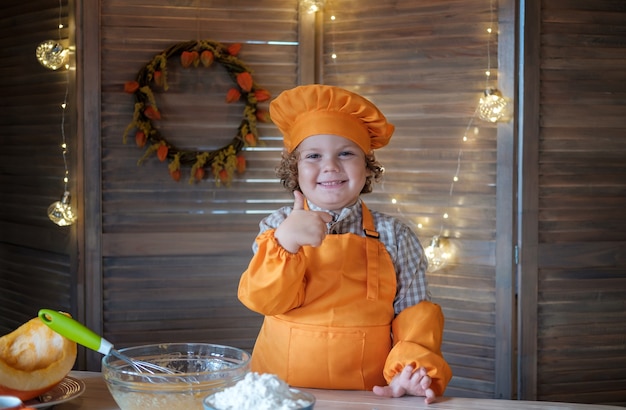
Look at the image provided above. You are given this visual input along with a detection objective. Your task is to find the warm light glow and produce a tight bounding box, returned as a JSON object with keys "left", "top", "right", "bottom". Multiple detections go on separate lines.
{"left": 43, "top": 0, "right": 77, "bottom": 227}
{"left": 424, "top": 236, "right": 452, "bottom": 272}
{"left": 478, "top": 88, "right": 508, "bottom": 122}
{"left": 48, "top": 191, "right": 77, "bottom": 226}
{"left": 301, "top": 0, "right": 325, "bottom": 13}
{"left": 35, "top": 40, "right": 69, "bottom": 70}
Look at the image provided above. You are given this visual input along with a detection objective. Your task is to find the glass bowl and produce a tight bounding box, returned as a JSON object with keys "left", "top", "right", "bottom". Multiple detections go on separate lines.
{"left": 102, "top": 343, "right": 250, "bottom": 410}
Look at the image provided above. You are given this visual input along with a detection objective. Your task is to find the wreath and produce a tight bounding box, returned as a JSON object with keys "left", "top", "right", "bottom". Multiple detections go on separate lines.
{"left": 122, "top": 39, "right": 271, "bottom": 185}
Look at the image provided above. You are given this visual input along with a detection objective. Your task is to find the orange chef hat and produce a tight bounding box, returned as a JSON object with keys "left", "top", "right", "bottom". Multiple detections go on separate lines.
{"left": 269, "top": 85, "right": 395, "bottom": 153}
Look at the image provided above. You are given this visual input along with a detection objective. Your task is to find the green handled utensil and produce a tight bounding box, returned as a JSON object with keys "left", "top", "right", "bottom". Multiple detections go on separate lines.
{"left": 39, "top": 309, "right": 112, "bottom": 355}
{"left": 38, "top": 309, "right": 180, "bottom": 376}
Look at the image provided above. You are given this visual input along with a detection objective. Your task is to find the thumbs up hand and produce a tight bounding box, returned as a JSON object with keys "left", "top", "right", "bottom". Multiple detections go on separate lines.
{"left": 274, "top": 191, "right": 333, "bottom": 253}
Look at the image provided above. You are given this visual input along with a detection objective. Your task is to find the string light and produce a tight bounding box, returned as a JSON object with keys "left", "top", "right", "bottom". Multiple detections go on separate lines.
{"left": 327, "top": 4, "right": 339, "bottom": 67}
{"left": 424, "top": 236, "right": 451, "bottom": 273}
{"left": 47, "top": 191, "right": 76, "bottom": 227}
{"left": 35, "top": 39, "right": 69, "bottom": 70}
{"left": 424, "top": 1, "right": 505, "bottom": 270}
{"left": 479, "top": 87, "right": 508, "bottom": 122}
{"left": 43, "top": 0, "right": 76, "bottom": 226}
{"left": 300, "top": 0, "right": 325, "bottom": 14}
{"left": 322, "top": 2, "right": 497, "bottom": 271}
{"left": 477, "top": 0, "right": 508, "bottom": 123}
{"left": 424, "top": 0, "right": 508, "bottom": 272}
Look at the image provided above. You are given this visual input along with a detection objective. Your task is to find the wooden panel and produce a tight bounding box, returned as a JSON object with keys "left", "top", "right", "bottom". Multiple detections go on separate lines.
{"left": 2, "top": 0, "right": 623, "bottom": 404}
{"left": 75, "top": 0, "right": 104, "bottom": 370}
{"left": 518, "top": 0, "right": 542, "bottom": 400}
{"left": 102, "top": 254, "right": 262, "bottom": 350}
{"left": 494, "top": 0, "right": 517, "bottom": 399}
{"left": 97, "top": 0, "right": 299, "bottom": 364}
{"left": 321, "top": 0, "right": 505, "bottom": 399}
{"left": 0, "top": 244, "right": 73, "bottom": 331}
{"left": 0, "top": 0, "right": 77, "bottom": 334}
{"left": 532, "top": 0, "right": 626, "bottom": 405}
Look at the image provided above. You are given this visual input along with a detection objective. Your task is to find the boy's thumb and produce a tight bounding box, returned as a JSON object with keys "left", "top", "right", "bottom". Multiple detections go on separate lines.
{"left": 292, "top": 190, "right": 305, "bottom": 210}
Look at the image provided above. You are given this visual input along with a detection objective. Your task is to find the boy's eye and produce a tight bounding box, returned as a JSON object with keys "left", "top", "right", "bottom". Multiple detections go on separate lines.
{"left": 302, "top": 151, "right": 355, "bottom": 159}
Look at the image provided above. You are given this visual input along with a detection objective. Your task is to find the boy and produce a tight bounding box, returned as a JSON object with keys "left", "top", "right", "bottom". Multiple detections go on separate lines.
{"left": 238, "top": 85, "right": 452, "bottom": 404}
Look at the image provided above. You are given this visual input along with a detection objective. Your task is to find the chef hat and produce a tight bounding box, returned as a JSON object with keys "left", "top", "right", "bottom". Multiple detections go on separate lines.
{"left": 269, "top": 85, "right": 395, "bottom": 153}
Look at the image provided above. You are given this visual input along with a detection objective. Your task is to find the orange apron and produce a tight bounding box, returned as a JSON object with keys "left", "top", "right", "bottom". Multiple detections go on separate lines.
{"left": 250, "top": 202, "right": 397, "bottom": 390}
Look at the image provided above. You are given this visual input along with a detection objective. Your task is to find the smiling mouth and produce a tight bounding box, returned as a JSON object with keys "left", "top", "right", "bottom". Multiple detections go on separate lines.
{"left": 318, "top": 180, "right": 345, "bottom": 186}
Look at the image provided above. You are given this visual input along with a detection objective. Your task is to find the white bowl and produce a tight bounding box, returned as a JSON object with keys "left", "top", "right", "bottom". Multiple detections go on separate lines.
{"left": 203, "top": 387, "right": 315, "bottom": 410}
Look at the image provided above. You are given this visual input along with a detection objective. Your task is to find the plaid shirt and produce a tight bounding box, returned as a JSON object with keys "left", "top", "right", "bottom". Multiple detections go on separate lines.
{"left": 252, "top": 198, "right": 431, "bottom": 315}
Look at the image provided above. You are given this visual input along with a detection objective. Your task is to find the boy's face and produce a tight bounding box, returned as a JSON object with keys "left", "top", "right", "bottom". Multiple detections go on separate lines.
{"left": 296, "top": 134, "right": 369, "bottom": 212}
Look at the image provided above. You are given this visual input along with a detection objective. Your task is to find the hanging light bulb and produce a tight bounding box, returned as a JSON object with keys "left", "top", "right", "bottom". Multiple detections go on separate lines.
{"left": 424, "top": 236, "right": 451, "bottom": 273}
{"left": 478, "top": 87, "right": 508, "bottom": 123}
{"left": 300, "top": 0, "right": 325, "bottom": 13}
{"left": 35, "top": 40, "right": 69, "bottom": 70}
{"left": 47, "top": 191, "right": 77, "bottom": 226}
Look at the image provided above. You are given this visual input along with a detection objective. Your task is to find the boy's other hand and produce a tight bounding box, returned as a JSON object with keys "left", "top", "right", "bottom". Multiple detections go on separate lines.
{"left": 372, "top": 365, "right": 436, "bottom": 404}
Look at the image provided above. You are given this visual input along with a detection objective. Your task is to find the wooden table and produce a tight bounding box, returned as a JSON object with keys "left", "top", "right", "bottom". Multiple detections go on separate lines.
{"left": 54, "top": 371, "right": 620, "bottom": 410}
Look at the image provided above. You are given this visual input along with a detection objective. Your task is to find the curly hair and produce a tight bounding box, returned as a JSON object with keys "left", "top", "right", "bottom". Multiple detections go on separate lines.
{"left": 276, "top": 150, "right": 385, "bottom": 194}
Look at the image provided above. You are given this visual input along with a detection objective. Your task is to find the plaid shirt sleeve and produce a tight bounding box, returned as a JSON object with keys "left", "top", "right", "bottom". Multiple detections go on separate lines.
{"left": 251, "top": 207, "right": 291, "bottom": 253}
{"left": 372, "top": 211, "right": 431, "bottom": 314}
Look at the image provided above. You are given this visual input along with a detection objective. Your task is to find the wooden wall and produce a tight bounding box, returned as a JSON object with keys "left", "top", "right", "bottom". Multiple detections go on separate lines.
{"left": 87, "top": 0, "right": 513, "bottom": 398}
{"left": 95, "top": 0, "right": 299, "bottom": 354}
{"left": 1, "top": 0, "right": 625, "bottom": 405}
{"left": 317, "top": 0, "right": 511, "bottom": 399}
{"left": 0, "top": 1, "right": 78, "bottom": 330}
{"left": 519, "top": 0, "right": 626, "bottom": 404}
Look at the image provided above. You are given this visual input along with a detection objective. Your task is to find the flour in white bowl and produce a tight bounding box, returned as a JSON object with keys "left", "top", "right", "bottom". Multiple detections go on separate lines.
{"left": 207, "top": 372, "right": 313, "bottom": 410}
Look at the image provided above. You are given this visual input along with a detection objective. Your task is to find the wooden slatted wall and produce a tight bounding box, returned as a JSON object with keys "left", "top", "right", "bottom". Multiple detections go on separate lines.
{"left": 321, "top": 0, "right": 502, "bottom": 398}
{"left": 3, "top": 0, "right": 626, "bottom": 404}
{"left": 98, "top": 0, "right": 299, "bottom": 352}
{"left": 0, "top": 1, "right": 77, "bottom": 333}
{"left": 533, "top": 0, "right": 626, "bottom": 404}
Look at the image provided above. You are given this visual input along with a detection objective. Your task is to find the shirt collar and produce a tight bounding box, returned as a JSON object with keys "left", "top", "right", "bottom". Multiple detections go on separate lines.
{"left": 306, "top": 198, "right": 362, "bottom": 225}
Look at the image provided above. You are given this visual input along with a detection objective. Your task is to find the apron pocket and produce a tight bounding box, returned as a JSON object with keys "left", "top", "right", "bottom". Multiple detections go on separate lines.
{"left": 287, "top": 326, "right": 366, "bottom": 389}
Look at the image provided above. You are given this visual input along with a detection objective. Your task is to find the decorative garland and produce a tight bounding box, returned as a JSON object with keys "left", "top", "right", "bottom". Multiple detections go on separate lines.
{"left": 122, "top": 39, "right": 271, "bottom": 185}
